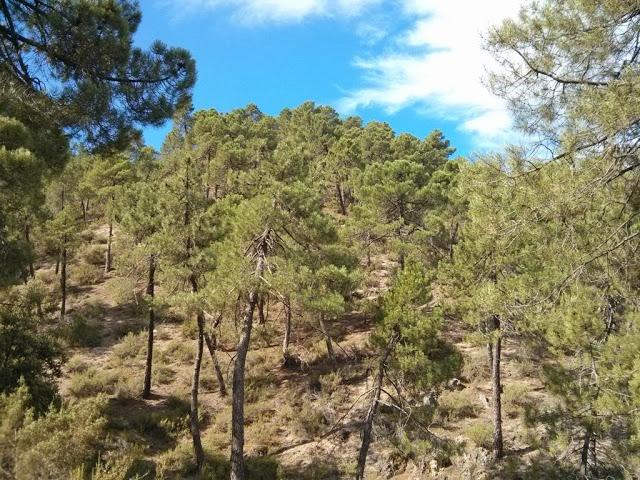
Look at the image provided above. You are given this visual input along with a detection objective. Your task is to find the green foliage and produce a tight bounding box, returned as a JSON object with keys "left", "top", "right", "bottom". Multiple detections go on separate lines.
{"left": 71, "top": 263, "right": 104, "bottom": 286}
{"left": 0, "top": 308, "right": 64, "bottom": 411}
{"left": 62, "top": 315, "right": 103, "bottom": 348}
{"left": 0, "top": 0, "right": 195, "bottom": 149}
{"left": 437, "top": 389, "right": 481, "bottom": 421}
{"left": 68, "top": 368, "right": 118, "bottom": 399}
{"left": 464, "top": 421, "right": 493, "bottom": 449}
{"left": 0, "top": 382, "right": 111, "bottom": 480}
{"left": 376, "top": 261, "right": 461, "bottom": 390}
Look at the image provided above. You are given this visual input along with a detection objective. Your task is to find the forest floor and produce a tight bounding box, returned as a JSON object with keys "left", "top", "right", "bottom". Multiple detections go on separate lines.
{"left": 53, "top": 225, "right": 555, "bottom": 480}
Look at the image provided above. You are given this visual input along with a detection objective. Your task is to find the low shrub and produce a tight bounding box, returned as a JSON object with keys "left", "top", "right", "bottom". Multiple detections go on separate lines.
{"left": 503, "top": 382, "right": 531, "bottom": 418}
{"left": 112, "top": 318, "right": 145, "bottom": 339}
{"left": 66, "top": 355, "right": 90, "bottom": 373}
{"left": 154, "top": 364, "right": 176, "bottom": 385}
{"left": 0, "top": 385, "right": 110, "bottom": 480}
{"left": 163, "top": 339, "right": 195, "bottom": 363}
{"left": 62, "top": 315, "right": 103, "bottom": 348}
{"left": 297, "top": 401, "right": 329, "bottom": 438}
{"left": 71, "top": 263, "right": 103, "bottom": 286}
{"left": 437, "top": 389, "right": 480, "bottom": 421}
{"left": 464, "top": 421, "right": 493, "bottom": 449}
{"left": 461, "top": 350, "right": 491, "bottom": 382}
{"left": 104, "top": 277, "right": 138, "bottom": 306}
{"left": 112, "top": 332, "right": 146, "bottom": 361}
{"left": 80, "top": 244, "right": 106, "bottom": 266}
{"left": 68, "top": 368, "right": 117, "bottom": 398}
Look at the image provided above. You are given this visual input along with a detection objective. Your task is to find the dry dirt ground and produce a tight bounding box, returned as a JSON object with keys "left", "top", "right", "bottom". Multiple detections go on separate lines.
{"left": 55, "top": 231, "right": 552, "bottom": 480}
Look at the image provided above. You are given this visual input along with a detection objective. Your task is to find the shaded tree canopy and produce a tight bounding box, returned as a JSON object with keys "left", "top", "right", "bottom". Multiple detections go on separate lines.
{"left": 0, "top": 0, "right": 196, "bottom": 150}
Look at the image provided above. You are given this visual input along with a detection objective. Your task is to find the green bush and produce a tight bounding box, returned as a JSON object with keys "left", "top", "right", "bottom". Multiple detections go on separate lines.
{"left": 0, "top": 309, "right": 64, "bottom": 411}
{"left": 163, "top": 339, "right": 195, "bottom": 363}
{"left": 503, "top": 383, "right": 531, "bottom": 418}
{"left": 63, "top": 315, "right": 103, "bottom": 348}
{"left": 437, "top": 389, "right": 480, "bottom": 421}
{"left": 104, "top": 277, "right": 138, "bottom": 306}
{"left": 0, "top": 385, "right": 110, "bottom": 480}
{"left": 297, "top": 402, "right": 328, "bottom": 438}
{"left": 112, "top": 332, "right": 146, "bottom": 361}
{"left": 71, "top": 263, "right": 103, "bottom": 286}
{"left": 68, "top": 368, "right": 117, "bottom": 398}
{"left": 80, "top": 244, "right": 106, "bottom": 266}
{"left": 66, "top": 355, "right": 89, "bottom": 373}
{"left": 464, "top": 422, "right": 493, "bottom": 449}
{"left": 461, "top": 351, "right": 491, "bottom": 382}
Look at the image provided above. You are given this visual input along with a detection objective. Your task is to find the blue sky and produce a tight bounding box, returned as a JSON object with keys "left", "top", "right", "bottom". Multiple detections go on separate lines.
{"left": 135, "top": 0, "right": 524, "bottom": 157}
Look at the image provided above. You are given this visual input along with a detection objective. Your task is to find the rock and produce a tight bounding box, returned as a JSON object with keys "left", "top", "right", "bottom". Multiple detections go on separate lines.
{"left": 447, "top": 378, "right": 465, "bottom": 390}
{"left": 248, "top": 445, "right": 268, "bottom": 457}
{"left": 281, "top": 353, "right": 302, "bottom": 370}
{"left": 422, "top": 390, "right": 439, "bottom": 408}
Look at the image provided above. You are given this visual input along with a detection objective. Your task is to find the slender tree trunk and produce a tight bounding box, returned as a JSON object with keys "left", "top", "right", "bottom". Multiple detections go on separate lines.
{"left": 336, "top": 183, "right": 347, "bottom": 216}
{"left": 143, "top": 254, "right": 156, "bottom": 399}
{"left": 104, "top": 221, "right": 113, "bottom": 273}
{"left": 487, "top": 342, "right": 494, "bottom": 372}
{"left": 25, "top": 225, "right": 34, "bottom": 278}
{"left": 231, "top": 253, "right": 266, "bottom": 480}
{"left": 60, "top": 247, "right": 67, "bottom": 321}
{"left": 55, "top": 255, "right": 60, "bottom": 275}
{"left": 81, "top": 200, "right": 87, "bottom": 225}
{"left": 190, "top": 310, "right": 205, "bottom": 471}
{"left": 282, "top": 297, "right": 292, "bottom": 360}
{"left": 581, "top": 429, "right": 591, "bottom": 477}
{"left": 257, "top": 294, "right": 266, "bottom": 325}
{"left": 204, "top": 332, "right": 227, "bottom": 396}
{"left": 356, "top": 330, "right": 400, "bottom": 480}
{"left": 319, "top": 314, "right": 336, "bottom": 368}
{"left": 490, "top": 316, "right": 503, "bottom": 459}
{"left": 449, "top": 221, "right": 459, "bottom": 261}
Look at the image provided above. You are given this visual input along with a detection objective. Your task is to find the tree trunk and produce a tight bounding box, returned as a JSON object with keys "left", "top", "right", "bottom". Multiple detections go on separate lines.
{"left": 204, "top": 332, "right": 227, "bottom": 396}
{"left": 490, "top": 316, "right": 503, "bottom": 459}
{"left": 449, "top": 221, "right": 459, "bottom": 260}
{"left": 581, "top": 428, "right": 591, "bottom": 477}
{"left": 230, "top": 254, "right": 265, "bottom": 480}
{"left": 319, "top": 314, "right": 336, "bottom": 368}
{"left": 25, "top": 225, "right": 34, "bottom": 278}
{"left": 143, "top": 254, "right": 156, "bottom": 399}
{"left": 336, "top": 183, "right": 347, "bottom": 216}
{"left": 356, "top": 330, "right": 400, "bottom": 480}
{"left": 104, "top": 221, "right": 113, "bottom": 273}
{"left": 55, "top": 254, "right": 60, "bottom": 275}
{"left": 60, "top": 247, "right": 67, "bottom": 321}
{"left": 190, "top": 310, "right": 205, "bottom": 471}
{"left": 257, "top": 294, "right": 266, "bottom": 325}
{"left": 81, "top": 199, "right": 87, "bottom": 225}
{"left": 282, "top": 297, "right": 292, "bottom": 360}
{"left": 487, "top": 342, "right": 494, "bottom": 372}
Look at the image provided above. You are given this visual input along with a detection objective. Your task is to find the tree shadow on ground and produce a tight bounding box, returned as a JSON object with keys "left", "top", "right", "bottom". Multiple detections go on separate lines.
{"left": 104, "top": 394, "right": 192, "bottom": 453}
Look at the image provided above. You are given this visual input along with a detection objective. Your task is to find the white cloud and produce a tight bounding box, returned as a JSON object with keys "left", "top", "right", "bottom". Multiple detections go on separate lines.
{"left": 171, "top": 0, "right": 380, "bottom": 23}
{"left": 338, "top": 0, "right": 525, "bottom": 147}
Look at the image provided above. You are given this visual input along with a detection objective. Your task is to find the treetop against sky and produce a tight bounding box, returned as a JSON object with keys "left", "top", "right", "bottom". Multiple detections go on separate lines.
{"left": 136, "top": 0, "right": 525, "bottom": 156}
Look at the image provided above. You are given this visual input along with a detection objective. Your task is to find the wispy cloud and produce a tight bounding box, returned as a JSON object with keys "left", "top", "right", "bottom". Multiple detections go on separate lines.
{"left": 170, "top": 0, "right": 380, "bottom": 24}
{"left": 338, "top": 0, "right": 524, "bottom": 147}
